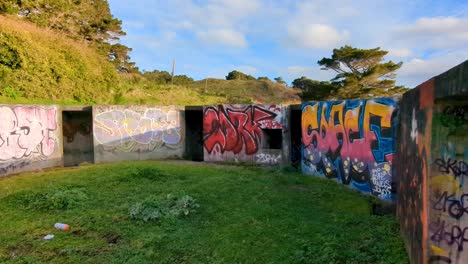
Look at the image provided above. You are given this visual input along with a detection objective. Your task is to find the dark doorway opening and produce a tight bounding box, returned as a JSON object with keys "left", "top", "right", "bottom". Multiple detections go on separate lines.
{"left": 290, "top": 105, "right": 302, "bottom": 168}
{"left": 62, "top": 108, "right": 94, "bottom": 166}
{"left": 185, "top": 107, "right": 204, "bottom": 161}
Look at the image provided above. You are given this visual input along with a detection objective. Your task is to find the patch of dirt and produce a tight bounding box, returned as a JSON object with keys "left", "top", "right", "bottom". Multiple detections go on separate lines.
{"left": 8, "top": 243, "right": 34, "bottom": 258}
{"left": 103, "top": 232, "right": 121, "bottom": 245}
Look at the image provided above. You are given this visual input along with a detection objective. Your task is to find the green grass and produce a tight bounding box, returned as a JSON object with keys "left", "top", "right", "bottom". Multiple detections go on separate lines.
{"left": 0, "top": 161, "right": 408, "bottom": 263}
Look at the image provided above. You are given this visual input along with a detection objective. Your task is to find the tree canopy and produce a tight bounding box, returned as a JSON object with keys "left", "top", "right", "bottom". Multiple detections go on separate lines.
{"left": 292, "top": 76, "right": 338, "bottom": 101}
{"left": 318, "top": 46, "right": 408, "bottom": 99}
{"left": 226, "top": 70, "right": 256, "bottom": 80}
{"left": 0, "top": 0, "right": 137, "bottom": 73}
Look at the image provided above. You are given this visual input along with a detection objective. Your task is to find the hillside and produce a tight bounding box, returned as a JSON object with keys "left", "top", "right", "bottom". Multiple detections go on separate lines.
{"left": 0, "top": 15, "right": 118, "bottom": 104}
{"left": 0, "top": 15, "right": 301, "bottom": 105}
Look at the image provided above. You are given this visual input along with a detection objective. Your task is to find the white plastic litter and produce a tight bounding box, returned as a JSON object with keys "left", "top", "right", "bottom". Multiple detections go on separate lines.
{"left": 44, "top": 234, "right": 54, "bottom": 240}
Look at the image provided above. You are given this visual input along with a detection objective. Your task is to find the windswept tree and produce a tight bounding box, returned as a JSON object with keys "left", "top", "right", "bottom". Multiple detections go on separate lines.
{"left": 318, "top": 46, "right": 408, "bottom": 99}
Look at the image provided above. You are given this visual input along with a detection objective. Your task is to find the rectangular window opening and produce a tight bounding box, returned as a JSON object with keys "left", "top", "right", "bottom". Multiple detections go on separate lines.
{"left": 261, "top": 129, "right": 282, "bottom": 150}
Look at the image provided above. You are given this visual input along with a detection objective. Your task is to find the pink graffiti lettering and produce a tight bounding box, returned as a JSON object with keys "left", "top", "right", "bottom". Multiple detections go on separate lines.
{"left": 0, "top": 106, "right": 57, "bottom": 160}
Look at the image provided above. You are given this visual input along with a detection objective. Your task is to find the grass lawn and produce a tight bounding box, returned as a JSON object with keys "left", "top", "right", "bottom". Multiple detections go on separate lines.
{"left": 0, "top": 161, "right": 408, "bottom": 263}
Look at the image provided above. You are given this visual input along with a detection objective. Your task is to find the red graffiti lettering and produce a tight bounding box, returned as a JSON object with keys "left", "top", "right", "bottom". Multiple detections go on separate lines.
{"left": 203, "top": 105, "right": 281, "bottom": 155}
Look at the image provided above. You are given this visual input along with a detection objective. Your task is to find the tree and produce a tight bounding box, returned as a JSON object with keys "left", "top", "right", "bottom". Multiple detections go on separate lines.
{"left": 318, "top": 46, "right": 409, "bottom": 98}
{"left": 226, "top": 70, "right": 255, "bottom": 80}
{"left": 0, "top": 0, "right": 137, "bottom": 73}
{"left": 173, "top": 75, "right": 194, "bottom": 85}
{"left": 142, "top": 70, "right": 172, "bottom": 84}
{"left": 257, "top": 76, "right": 271, "bottom": 81}
{"left": 274, "top": 77, "right": 286, "bottom": 85}
{"left": 292, "top": 76, "right": 338, "bottom": 101}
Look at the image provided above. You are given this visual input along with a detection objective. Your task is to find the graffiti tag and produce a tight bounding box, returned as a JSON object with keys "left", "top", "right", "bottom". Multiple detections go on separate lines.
{"left": 435, "top": 158, "right": 468, "bottom": 178}
{"left": 0, "top": 106, "right": 58, "bottom": 160}
{"left": 430, "top": 218, "right": 468, "bottom": 252}
{"left": 433, "top": 192, "right": 468, "bottom": 219}
{"left": 256, "top": 153, "right": 281, "bottom": 165}
{"left": 94, "top": 108, "right": 182, "bottom": 151}
{"left": 203, "top": 105, "right": 282, "bottom": 155}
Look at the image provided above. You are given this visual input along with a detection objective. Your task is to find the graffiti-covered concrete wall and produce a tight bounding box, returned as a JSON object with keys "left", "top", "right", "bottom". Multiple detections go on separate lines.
{"left": 301, "top": 98, "right": 398, "bottom": 201}
{"left": 92, "top": 105, "right": 185, "bottom": 163}
{"left": 203, "top": 104, "right": 285, "bottom": 165}
{"left": 395, "top": 80, "right": 433, "bottom": 264}
{"left": 0, "top": 105, "right": 63, "bottom": 176}
{"left": 396, "top": 60, "right": 468, "bottom": 264}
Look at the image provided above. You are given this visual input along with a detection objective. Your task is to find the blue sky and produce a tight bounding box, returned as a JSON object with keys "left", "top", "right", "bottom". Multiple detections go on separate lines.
{"left": 107, "top": 0, "right": 468, "bottom": 87}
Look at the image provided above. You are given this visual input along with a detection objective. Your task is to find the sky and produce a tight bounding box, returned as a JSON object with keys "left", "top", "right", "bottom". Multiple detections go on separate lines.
{"left": 107, "top": 0, "right": 468, "bottom": 87}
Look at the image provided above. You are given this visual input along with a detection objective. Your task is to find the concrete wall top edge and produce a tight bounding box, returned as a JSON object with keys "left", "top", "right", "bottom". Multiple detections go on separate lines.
{"left": 434, "top": 59, "right": 468, "bottom": 99}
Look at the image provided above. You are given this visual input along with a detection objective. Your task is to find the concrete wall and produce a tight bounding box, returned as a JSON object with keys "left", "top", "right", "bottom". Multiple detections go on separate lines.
{"left": 396, "top": 60, "right": 468, "bottom": 264}
{"left": 92, "top": 105, "right": 185, "bottom": 163}
{"left": 301, "top": 98, "right": 399, "bottom": 201}
{"left": 0, "top": 104, "right": 63, "bottom": 176}
{"left": 203, "top": 104, "right": 285, "bottom": 165}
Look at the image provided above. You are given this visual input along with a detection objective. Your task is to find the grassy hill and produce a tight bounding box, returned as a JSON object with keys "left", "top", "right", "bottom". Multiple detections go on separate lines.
{"left": 0, "top": 15, "right": 117, "bottom": 104}
{"left": 0, "top": 15, "right": 301, "bottom": 106}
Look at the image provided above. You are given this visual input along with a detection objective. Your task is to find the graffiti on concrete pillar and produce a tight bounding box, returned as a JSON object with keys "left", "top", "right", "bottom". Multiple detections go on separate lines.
{"left": 93, "top": 107, "right": 183, "bottom": 152}
{"left": 0, "top": 106, "right": 58, "bottom": 161}
{"left": 301, "top": 98, "right": 397, "bottom": 200}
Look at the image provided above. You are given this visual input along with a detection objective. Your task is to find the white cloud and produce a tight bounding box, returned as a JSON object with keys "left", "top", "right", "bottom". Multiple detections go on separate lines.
{"left": 197, "top": 29, "right": 247, "bottom": 48}
{"left": 395, "top": 17, "right": 468, "bottom": 49}
{"left": 397, "top": 49, "right": 468, "bottom": 87}
{"left": 285, "top": 66, "right": 313, "bottom": 77}
{"left": 281, "top": 65, "right": 335, "bottom": 82}
{"left": 388, "top": 48, "right": 413, "bottom": 58}
{"left": 287, "top": 23, "right": 350, "bottom": 49}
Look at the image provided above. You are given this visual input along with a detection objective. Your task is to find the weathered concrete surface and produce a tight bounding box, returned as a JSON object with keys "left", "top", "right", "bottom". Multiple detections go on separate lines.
{"left": 203, "top": 104, "right": 285, "bottom": 166}
{"left": 0, "top": 104, "right": 63, "bottom": 176}
{"left": 301, "top": 97, "right": 399, "bottom": 201}
{"left": 92, "top": 105, "right": 185, "bottom": 163}
{"left": 396, "top": 60, "right": 468, "bottom": 264}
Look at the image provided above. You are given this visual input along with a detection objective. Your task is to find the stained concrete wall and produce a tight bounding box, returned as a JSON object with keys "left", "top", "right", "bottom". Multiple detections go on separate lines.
{"left": 396, "top": 60, "right": 468, "bottom": 264}
{"left": 301, "top": 98, "right": 399, "bottom": 201}
{"left": 203, "top": 104, "right": 286, "bottom": 166}
{"left": 0, "top": 104, "right": 63, "bottom": 176}
{"left": 92, "top": 105, "right": 185, "bottom": 163}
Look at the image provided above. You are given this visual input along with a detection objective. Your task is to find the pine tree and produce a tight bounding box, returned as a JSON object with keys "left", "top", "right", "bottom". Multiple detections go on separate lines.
{"left": 318, "top": 46, "right": 408, "bottom": 98}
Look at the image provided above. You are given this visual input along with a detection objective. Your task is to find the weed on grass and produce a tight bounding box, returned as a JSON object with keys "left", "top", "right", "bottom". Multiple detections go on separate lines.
{"left": 5, "top": 186, "right": 88, "bottom": 211}
{"left": 129, "top": 194, "right": 200, "bottom": 222}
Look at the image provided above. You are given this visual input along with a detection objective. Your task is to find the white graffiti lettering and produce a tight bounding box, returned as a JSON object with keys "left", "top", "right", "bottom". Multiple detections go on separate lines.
{"left": 94, "top": 108, "right": 182, "bottom": 152}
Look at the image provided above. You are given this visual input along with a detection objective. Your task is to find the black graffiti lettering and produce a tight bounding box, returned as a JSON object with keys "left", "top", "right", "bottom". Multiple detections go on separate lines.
{"left": 435, "top": 158, "right": 468, "bottom": 178}
{"left": 430, "top": 219, "right": 468, "bottom": 252}
{"left": 433, "top": 192, "right": 468, "bottom": 219}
